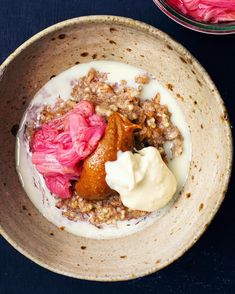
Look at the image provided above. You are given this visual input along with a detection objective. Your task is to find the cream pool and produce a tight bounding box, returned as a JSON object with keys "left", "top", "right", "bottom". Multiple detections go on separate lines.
{"left": 16, "top": 60, "right": 191, "bottom": 239}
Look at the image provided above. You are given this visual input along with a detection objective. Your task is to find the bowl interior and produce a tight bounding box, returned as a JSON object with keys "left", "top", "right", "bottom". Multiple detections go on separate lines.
{"left": 0, "top": 16, "right": 232, "bottom": 280}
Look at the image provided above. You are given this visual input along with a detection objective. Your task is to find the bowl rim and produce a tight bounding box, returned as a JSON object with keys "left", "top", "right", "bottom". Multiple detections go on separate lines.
{"left": 153, "top": 0, "right": 235, "bottom": 35}
{"left": 0, "top": 15, "right": 233, "bottom": 281}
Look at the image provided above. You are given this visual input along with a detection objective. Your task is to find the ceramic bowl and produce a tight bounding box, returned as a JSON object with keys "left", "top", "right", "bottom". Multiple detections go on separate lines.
{"left": 0, "top": 15, "right": 232, "bottom": 281}
{"left": 153, "top": 0, "right": 235, "bottom": 35}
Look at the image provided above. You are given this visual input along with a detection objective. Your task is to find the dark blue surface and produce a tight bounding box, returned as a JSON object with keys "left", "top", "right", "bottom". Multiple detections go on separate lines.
{"left": 0, "top": 0, "right": 234, "bottom": 293}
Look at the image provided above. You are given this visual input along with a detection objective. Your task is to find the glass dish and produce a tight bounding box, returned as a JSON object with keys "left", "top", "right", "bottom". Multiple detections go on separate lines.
{"left": 153, "top": 0, "right": 235, "bottom": 35}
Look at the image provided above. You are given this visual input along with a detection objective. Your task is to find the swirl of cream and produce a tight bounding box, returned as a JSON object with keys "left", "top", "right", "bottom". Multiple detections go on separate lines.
{"left": 105, "top": 147, "right": 177, "bottom": 212}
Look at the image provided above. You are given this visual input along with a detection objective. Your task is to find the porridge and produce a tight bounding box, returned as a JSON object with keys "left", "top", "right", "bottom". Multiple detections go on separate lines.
{"left": 16, "top": 61, "right": 191, "bottom": 239}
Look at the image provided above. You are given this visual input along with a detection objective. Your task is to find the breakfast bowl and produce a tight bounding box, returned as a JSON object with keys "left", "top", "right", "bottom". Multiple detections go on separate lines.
{"left": 153, "top": 0, "right": 235, "bottom": 34}
{"left": 0, "top": 15, "right": 232, "bottom": 281}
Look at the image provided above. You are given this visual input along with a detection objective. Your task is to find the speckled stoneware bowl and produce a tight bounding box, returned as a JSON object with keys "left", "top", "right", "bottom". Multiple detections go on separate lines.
{"left": 0, "top": 16, "right": 232, "bottom": 281}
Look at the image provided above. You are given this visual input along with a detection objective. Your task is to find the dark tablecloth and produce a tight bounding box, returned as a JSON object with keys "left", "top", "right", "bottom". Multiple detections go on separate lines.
{"left": 0, "top": 0, "right": 234, "bottom": 293}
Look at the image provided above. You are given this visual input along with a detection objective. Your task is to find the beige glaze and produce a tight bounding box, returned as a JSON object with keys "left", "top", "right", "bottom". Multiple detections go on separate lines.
{"left": 0, "top": 16, "right": 232, "bottom": 281}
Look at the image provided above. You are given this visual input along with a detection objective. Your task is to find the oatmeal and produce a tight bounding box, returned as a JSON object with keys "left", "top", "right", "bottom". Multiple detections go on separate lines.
{"left": 56, "top": 194, "right": 147, "bottom": 226}
{"left": 71, "top": 68, "right": 183, "bottom": 157}
{"left": 16, "top": 61, "right": 191, "bottom": 239}
{"left": 36, "top": 69, "right": 183, "bottom": 159}
{"left": 27, "top": 68, "right": 184, "bottom": 224}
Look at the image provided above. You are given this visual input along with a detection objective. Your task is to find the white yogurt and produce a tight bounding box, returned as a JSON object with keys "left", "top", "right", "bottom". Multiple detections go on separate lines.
{"left": 16, "top": 61, "right": 191, "bottom": 239}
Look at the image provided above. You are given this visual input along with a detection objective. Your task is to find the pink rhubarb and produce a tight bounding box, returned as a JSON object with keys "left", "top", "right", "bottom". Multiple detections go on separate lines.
{"left": 31, "top": 100, "right": 106, "bottom": 198}
{"left": 167, "top": 0, "right": 235, "bottom": 23}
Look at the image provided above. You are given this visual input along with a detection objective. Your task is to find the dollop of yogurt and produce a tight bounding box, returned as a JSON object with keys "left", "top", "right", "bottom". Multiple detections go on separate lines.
{"left": 105, "top": 147, "right": 177, "bottom": 212}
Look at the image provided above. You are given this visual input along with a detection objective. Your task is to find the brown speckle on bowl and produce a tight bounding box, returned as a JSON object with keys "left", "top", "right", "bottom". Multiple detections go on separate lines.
{"left": 59, "top": 226, "right": 65, "bottom": 231}
{"left": 187, "top": 58, "right": 193, "bottom": 65}
{"left": 221, "top": 111, "right": 228, "bottom": 122}
{"left": 179, "top": 56, "right": 187, "bottom": 64}
{"left": 144, "top": 261, "right": 148, "bottom": 264}
{"left": 80, "top": 52, "right": 89, "bottom": 57}
{"left": 176, "top": 93, "right": 184, "bottom": 101}
{"left": 50, "top": 74, "right": 56, "bottom": 80}
{"left": 81, "top": 246, "right": 86, "bottom": 250}
{"left": 140, "top": 54, "right": 145, "bottom": 58}
{"left": 120, "top": 255, "right": 127, "bottom": 259}
{"left": 75, "top": 61, "right": 80, "bottom": 65}
{"left": 10, "top": 124, "right": 19, "bottom": 136}
{"left": 166, "top": 44, "right": 173, "bottom": 50}
{"left": 51, "top": 37, "right": 56, "bottom": 41}
{"left": 155, "top": 259, "right": 161, "bottom": 264}
{"left": 58, "top": 34, "right": 66, "bottom": 39}
{"left": 197, "top": 79, "right": 202, "bottom": 87}
{"left": 200, "top": 124, "right": 204, "bottom": 129}
{"left": 50, "top": 232, "right": 54, "bottom": 236}
{"left": 92, "top": 54, "right": 97, "bottom": 59}
{"left": 109, "top": 40, "right": 116, "bottom": 45}
{"left": 167, "top": 83, "right": 174, "bottom": 91}
{"left": 199, "top": 203, "right": 204, "bottom": 211}
{"left": 126, "top": 48, "right": 132, "bottom": 52}
{"left": 191, "top": 69, "right": 196, "bottom": 75}
{"left": 109, "top": 27, "right": 117, "bottom": 33}
{"left": 22, "top": 96, "right": 27, "bottom": 105}
{"left": 186, "top": 193, "right": 191, "bottom": 198}
{"left": 204, "top": 223, "right": 209, "bottom": 229}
